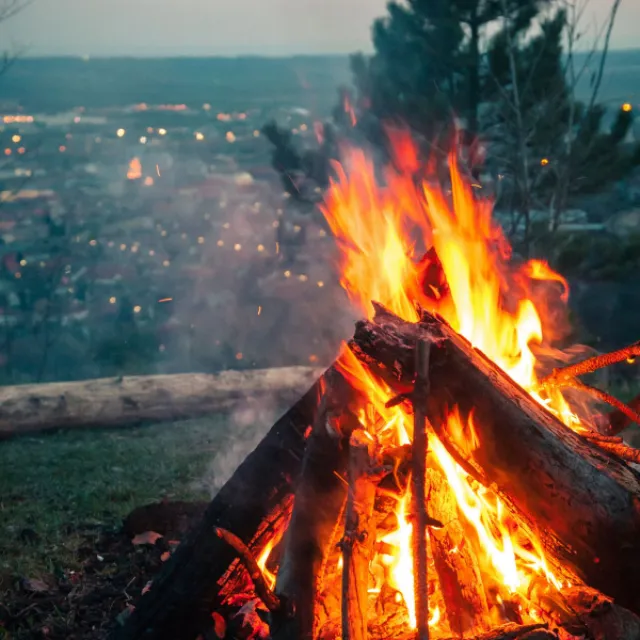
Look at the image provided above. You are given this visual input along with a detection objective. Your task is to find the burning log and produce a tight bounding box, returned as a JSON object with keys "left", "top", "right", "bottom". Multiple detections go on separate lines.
{"left": 0, "top": 367, "right": 324, "bottom": 439}
{"left": 425, "top": 456, "right": 490, "bottom": 637}
{"left": 351, "top": 305, "right": 640, "bottom": 614}
{"left": 271, "top": 374, "right": 356, "bottom": 640}
{"left": 111, "top": 370, "right": 328, "bottom": 640}
{"left": 341, "top": 429, "right": 378, "bottom": 640}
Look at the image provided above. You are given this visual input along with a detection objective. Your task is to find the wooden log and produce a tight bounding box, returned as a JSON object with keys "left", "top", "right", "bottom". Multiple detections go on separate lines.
{"left": 111, "top": 368, "right": 327, "bottom": 640}
{"left": 341, "top": 429, "right": 377, "bottom": 640}
{"left": 425, "top": 455, "right": 490, "bottom": 637}
{"left": 350, "top": 305, "right": 640, "bottom": 614}
{"left": 0, "top": 367, "right": 325, "bottom": 439}
{"left": 271, "top": 373, "right": 356, "bottom": 640}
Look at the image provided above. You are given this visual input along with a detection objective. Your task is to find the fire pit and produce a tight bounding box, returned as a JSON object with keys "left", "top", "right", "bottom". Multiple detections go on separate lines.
{"left": 113, "top": 133, "right": 640, "bottom": 640}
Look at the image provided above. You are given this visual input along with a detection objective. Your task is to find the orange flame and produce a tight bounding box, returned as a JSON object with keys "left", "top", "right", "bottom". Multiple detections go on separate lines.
{"left": 320, "top": 132, "right": 580, "bottom": 633}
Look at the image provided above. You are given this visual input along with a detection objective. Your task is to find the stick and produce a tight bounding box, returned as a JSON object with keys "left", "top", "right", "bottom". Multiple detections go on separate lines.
{"left": 603, "top": 392, "right": 640, "bottom": 435}
{"left": 412, "top": 339, "right": 431, "bottom": 640}
{"left": 341, "top": 429, "right": 377, "bottom": 640}
{"left": 565, "top": 379, "right": 640, "bottom": 430}
{"left": 588, "top": 440, "right": 640, "bottom": 465}
{"left": 538, "top": 341, "right": 640, "bottom": 389}
{"left": 580, "top": 432, "right": 623, "bottom": 444}
{"left": 213, "top": 527, "right": 282, "bottom": 613}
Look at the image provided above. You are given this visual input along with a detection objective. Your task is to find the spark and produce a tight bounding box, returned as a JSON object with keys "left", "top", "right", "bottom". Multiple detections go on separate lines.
{"left": 257, "top": 305, "right": 262, "bottom": 316}
{"left": 158, "top": 298, "right": 173, "bottom": 303}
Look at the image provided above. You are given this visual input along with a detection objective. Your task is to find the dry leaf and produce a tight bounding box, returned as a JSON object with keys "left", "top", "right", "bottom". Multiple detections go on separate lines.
{"left": 131, "top": 531, "right": 163, "bottom": 546}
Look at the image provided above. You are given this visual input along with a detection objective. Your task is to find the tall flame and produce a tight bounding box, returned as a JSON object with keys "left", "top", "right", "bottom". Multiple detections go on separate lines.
{"left": 320, "top": 132, "right": 578, "bottom": 634}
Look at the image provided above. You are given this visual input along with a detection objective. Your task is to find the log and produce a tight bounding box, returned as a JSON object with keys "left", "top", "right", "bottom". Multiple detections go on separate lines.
{"left": 425, "top": 456, "right": 489, "bottom": 637}
{"left": 271, "top": 373, "right": 356, "bottom": 640}
{"left": 111, "top": 367, "right": 327, "bottom": 640}
{"left": 0, "top": 367, "right": 324, "bottom": 439}
{"left": 350, "top": 305, "right": 640, "bottom": 614}
{"left": 341, "top": 429, "right": 378, "bottom": 640}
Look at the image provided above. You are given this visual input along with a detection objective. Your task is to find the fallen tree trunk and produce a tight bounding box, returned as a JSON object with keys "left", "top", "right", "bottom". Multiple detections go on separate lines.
{"left": 0, "top": 367, "right": 324, "bottom": 439}
{"left": 351, "top": 305, "right": 640, "bottom": 614}
{"left": 110, "top": 367, "right": 329, "bottom": 640}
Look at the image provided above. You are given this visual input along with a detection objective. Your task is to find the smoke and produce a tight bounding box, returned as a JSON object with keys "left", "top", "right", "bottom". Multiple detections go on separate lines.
{"left": 200, "top": 395, "right": 286, "bottom": 496}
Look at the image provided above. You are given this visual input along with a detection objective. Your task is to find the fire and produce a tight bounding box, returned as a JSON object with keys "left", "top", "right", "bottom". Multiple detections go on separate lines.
{"left": 257, "top": 538, "right": 278, "bottom": 591}
{"left": 319, "top": 131, "right": 580, "bottom": 634}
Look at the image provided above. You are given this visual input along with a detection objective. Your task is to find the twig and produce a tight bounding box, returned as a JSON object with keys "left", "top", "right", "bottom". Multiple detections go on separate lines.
{"left": 341, "top": 429, "right": 377, "bottom": 640}
{"left": 412, "top": 339, "right": 431, "bottom": 640}
{"left": 565, "top": 380, "right": 640, "bottom": 429}
{"left": 580, "top": 431, "right": 623, "bottom": 444}
{"left": 602, "top": 392, "right": 640, "bottom": 435}
{"left": 538, "top": 341, "right": 640, "bottom": 389}
{"left": 213, "top": 527, "right": 282, "bottom": 613}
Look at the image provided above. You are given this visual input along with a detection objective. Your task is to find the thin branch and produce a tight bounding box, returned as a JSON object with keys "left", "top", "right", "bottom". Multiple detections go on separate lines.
{"left": 565, "top": 379, "right": 640, "bottom": 429}
{"left": 602, "top": 392, "right": 640, "bottom": 435}
{"left": 538, "top": 341, "right": 640, "bottom": 389}
{"left": 588, "top": 439, "right": 640, "bottom": 466}
{"left": 213, "top": 527, "right": 282, "bottom": 613}
{"left": 580, "top": 431, "right": 623, "bottom": 444}
{"left": 412, "top": 338, "right": 431, "bottom": 640}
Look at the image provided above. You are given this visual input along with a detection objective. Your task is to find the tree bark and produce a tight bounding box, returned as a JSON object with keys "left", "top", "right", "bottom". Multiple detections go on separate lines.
{"left": 0, "top": 367, "right": 324, "bottom": 439}
{"left": 111, "top": 368, "right": 327, "bottom": 640}
{"left": 350, "top": 305, "right": 640, "bottom": 614}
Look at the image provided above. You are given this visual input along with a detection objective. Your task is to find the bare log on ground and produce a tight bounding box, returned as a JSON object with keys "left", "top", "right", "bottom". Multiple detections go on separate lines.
{"left": 111, "top": 368, "right": 328, "bottom": 640}
{"left": 0, "top": 367, "right": 324, "bottom": 439}
{"left": 340, "top": 429, "right": 377, "bottom": 640}
{"left": 350, "top": 305, "right": 640, "bottom": 614}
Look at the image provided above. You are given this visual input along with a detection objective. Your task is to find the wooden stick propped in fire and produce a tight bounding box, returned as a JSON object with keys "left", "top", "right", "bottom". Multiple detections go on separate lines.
{"left": 340, "top": 429, "right": 378, "bottom": 640}
{"left": 412, "top": 339, "right": 431, "bottom": 640}
{"left": 213, "top": 527, "right": 283, "bottom": 613}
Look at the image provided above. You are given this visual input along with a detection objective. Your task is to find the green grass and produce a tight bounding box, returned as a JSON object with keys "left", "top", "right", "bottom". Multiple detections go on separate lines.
{"left": 0, "top": 417, "right": 231, "bottom": 579}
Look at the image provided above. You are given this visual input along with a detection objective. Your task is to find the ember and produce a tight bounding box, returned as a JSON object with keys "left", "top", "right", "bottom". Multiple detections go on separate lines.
{"left": 115, "top": 133, "right": 640, "bottom": 640}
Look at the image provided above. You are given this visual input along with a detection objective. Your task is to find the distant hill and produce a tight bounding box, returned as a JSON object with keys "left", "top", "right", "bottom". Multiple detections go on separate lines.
{"left": 0, "top": 56, "right": 352, "bottom": 115}
{"left": 1, "top": 50, "right": 638, "bottom": 114}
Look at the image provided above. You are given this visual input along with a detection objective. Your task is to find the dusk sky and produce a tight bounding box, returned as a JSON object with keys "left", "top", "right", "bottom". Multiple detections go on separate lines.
{"left": 1, "top": 0, "right": 638, "bottom": 56}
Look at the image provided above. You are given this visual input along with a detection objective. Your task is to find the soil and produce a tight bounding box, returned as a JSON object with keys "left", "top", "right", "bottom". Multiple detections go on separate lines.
{"left": 0, "top": 501, "right": 208, "bottom": 640}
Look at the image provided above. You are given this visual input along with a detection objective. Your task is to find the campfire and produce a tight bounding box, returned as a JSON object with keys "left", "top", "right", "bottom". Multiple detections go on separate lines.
{"left": 115, "top": 132, "right": 640, "bottom": 640}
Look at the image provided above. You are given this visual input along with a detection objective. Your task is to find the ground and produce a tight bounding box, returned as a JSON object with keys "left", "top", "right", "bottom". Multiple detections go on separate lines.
{"left": 0, "top": 412, "right": 276, "bottom": 640}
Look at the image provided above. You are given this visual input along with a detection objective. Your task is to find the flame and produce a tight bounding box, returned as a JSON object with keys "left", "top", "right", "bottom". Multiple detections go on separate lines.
{"left": 127, "top": 157, "right": 142, "bottom": 180}
{"left": 257, "top": 538, "right": 277, "bottom": 591}
{"left": 320, "top": 132, "right": 580, "bottom": 633}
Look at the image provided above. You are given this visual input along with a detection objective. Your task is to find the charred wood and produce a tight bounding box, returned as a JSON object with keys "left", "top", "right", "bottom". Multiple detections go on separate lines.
{"left": 350, "top": 305, "right": 640, "bottom": 614}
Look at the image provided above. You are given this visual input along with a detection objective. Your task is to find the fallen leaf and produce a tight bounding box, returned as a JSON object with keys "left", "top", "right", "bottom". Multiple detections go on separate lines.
{"left": 22, "top": 577, "right": 50, "bottom": 593}
{"left": 131, "top": 531, "right": 163, "bottom": 546}
{"left": 211, "top": 611, "right": 226, "bottom": 639}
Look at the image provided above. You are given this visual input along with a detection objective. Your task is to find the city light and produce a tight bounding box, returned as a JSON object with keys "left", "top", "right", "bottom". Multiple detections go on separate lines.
{"left": 109, "top": 296, "right": 117, "bottom": 304}
{"left": 226, "top": 131, "right": 236, "bottom": 143}
{"left": 622, "top": 103, "right": 633, "bottom": 112}
{"left": 540, "top": 158, "right": 549, "bottom": 166}
{"left": 133, "top": 305, "right": 142, "bottom": 314}
{"left": 139, "top": 136, "right": 147, "bottom": 144}
{"left": 197, "top": 236, "right": 205, "bottom": 244}
{"left": 195, "top": 131, "right": 205, "bottom": 141}
{"left": 144, "top": 176, "right": 154, "bottom": 186}
{"left": 17, "top": 147, "right": 25, "bottom": 154}
{"left": 158, "top": 128, "right": 167, "bottom": 136}
{"left": 317, "top": 281, "right": 325, "bottom": 288}
{"left": 234, "top": 243, "right": 242, "bottom": 251}
{"left": 59, "top": 145, "right": 67, "bottom": 153}
{"left": 116, "top": 128, "right": 126, "bottom": 137}
{"left": 257, "top": 244, "right": 265, "bottom": 252}
{"left": 11, "top": 134, "right": 21, "bottom": 143}
{"left": 217, "top": 240, "right": 224, "bottom": 247}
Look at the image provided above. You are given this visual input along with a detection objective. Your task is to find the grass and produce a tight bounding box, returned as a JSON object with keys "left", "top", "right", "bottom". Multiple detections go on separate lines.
{"left": 0, "top": 416, "right": 232, "bottom": 580}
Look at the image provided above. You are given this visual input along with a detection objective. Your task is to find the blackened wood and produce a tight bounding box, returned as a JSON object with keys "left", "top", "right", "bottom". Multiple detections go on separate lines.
{"left": 350, "top": 306, "right": 640, "bottom": 614}
{"left": 111, "top": 370, "right": 327, "bottom": 640}
{"left": 271, "top": 372, "right": 355, "bottom": 640}
{"left": 341, "top": 429, "right": 377, "bottom": 640}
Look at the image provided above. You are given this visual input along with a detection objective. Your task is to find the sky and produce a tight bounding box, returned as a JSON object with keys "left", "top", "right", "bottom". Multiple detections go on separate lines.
{"left": 0, "top": 0, "right": 638, "bottom": 57}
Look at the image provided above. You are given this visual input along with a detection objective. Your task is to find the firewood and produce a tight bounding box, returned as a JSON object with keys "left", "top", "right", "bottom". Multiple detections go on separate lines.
{"left": 350, "top": 305, "right": 640, "bottom": 614}
{"left": 340, "top": 429, "right": 378, "bottom": 640}
{"left": 0, "top": 367, "right": 324, "bottom": 438}
{"left": 111, "top": 370, "right": 326, "bottom": 640}
{"left": 212, "top": 527, "right": 282, "bottom": 613}
{"left": 411, "top": 339, "right": 431, "bottom": 640}
{"left": 271, "top": 372, "right": 357, "bottom": 640}
{"left": 425, "top": 455, "right": 490, "bottom": 637}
